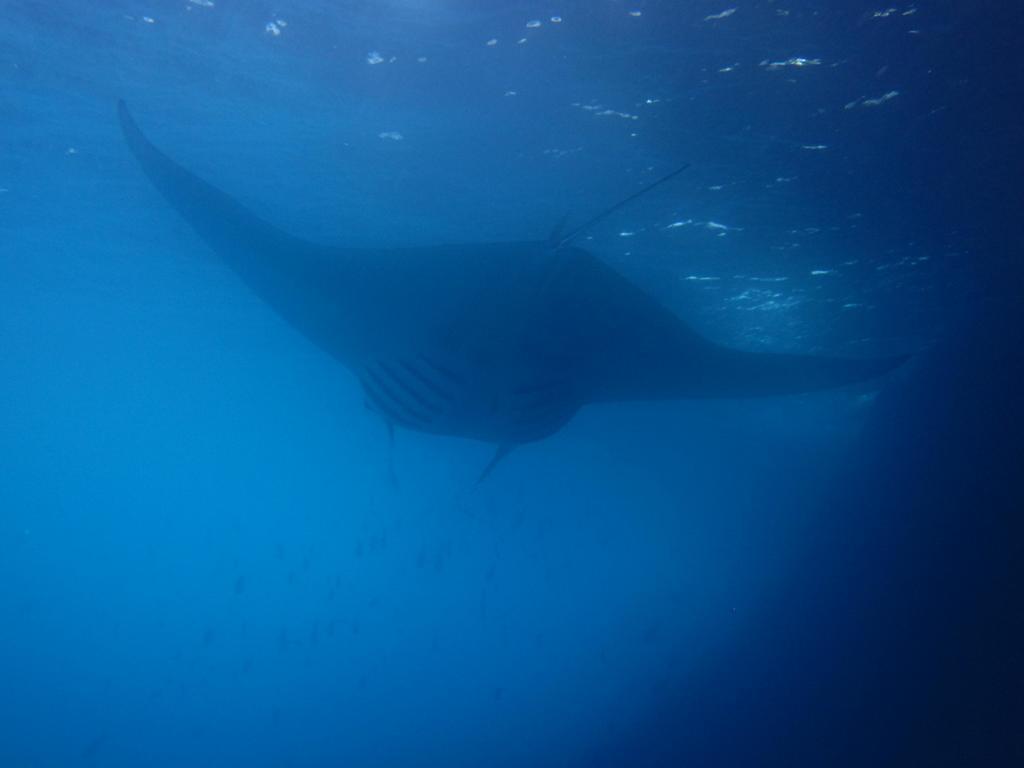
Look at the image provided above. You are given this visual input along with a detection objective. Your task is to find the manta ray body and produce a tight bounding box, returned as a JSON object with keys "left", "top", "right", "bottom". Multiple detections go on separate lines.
{"left": 118, "top": 102, "right": 904, "bottom": 474}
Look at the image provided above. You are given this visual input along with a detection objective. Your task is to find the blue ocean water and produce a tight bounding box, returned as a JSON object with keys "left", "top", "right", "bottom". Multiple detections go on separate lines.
{"left": 1, "top": 2, "right": 1021, "bottom": 766}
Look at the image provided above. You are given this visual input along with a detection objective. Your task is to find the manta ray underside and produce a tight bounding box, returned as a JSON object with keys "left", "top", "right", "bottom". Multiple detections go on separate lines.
{"left": 117, "top": 101, "right": 907, "bottom": 477}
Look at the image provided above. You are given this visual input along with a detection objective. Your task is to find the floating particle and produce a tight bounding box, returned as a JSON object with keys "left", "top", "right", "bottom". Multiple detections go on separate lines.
{"left": 619, "top": 231, "right": 636, "bottom": 238}
{"left": 142, "top": 16, "right": 155, "bottom": 23}
{"left": 378, "top": 131, "right": 404, "bottom": 141}
{"left": 628, "top": 10, "right": 642, "bottom": 17}
{"left": 810, "top": 269, "right": 833, "bottom": 275}
{"left": 504, "top": 90, "right": 517, "bottom": 96}
{"left": 486, "top": 38, "right": 498, "bottom": 46}
{"left": 526, "top": 19, "right": 542, "bottom": 29}
{"left": 801, "top": 144, "right": 828, "bottom": 150}
{"left": 266, "top": 21, "right": 281, "bottom": 36}
{"left": 366, "top": 51, "right": 384, "bottom": 64}
{"left": 517, "top": 38, "right": 527, "bottom": 44}
{"left": 188, "top": 0, "right": 214, "bottom": 6}
{"left": 763, "top": 57, "right": 822, "bottom": 70}
{"left": 860, "top": 90, "right": 899, "bottom": 107}
{"left": 66, "top": 147, "right": 78, "bottom": 155}
{"left": 417, "top": 56, "right": 427, "bottom": 63}
{"left": 704, "top": 8, "right": 736, "bottom": 21}
{"left": 550, "top": 16, "right": 562, "bottom": 23}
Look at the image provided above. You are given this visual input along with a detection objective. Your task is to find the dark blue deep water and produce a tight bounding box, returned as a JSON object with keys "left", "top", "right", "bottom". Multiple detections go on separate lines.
{"left": 1, "top": 2, "right": 1021, "bottom": 766}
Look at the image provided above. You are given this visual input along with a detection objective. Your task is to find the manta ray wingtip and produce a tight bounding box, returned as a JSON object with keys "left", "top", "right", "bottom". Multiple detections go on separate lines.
{"left": 117, "top": 99, "right": 142, "bottom": 143}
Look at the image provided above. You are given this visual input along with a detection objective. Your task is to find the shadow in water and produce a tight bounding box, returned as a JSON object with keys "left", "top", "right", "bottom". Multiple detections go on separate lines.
{"left": 587, "top": 304, "right": 1024, "bottom": 767}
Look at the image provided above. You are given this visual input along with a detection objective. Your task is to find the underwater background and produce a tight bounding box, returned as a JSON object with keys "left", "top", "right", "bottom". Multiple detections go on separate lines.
{"left": 1, "top": 1, "right": 1021, "bottom": 766}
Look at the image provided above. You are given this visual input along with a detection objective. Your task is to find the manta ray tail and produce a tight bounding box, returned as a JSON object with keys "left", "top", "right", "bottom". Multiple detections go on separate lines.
{"left": 477, "top": 444, "right": 515, "bottom": 484}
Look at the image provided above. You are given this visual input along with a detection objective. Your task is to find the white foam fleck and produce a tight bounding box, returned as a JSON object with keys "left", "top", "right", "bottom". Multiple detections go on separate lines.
{"left": 802, "top": 144, "right": 828, "bottom": 150}
{"left": 573, "top": 102, "right": 638, "bottom": 120}
{"left": 704, "top": 8, "right": 736, "bottom": 21}
{"left": 142, "top": 16, "right": 155, "bottom": 24}
{"left": 266, "top": 21, "right": 281, "bottom": 36}
{"left": 726, "top": 288, "right": 801, "bottom": 312}
{"left": 628, "top": 10, "right": 643, "bottom": 17}
{"left": 810, "top": 269, "right": 834, "bottom": 276}
{"left": 619, "top": 231, "right": 636, "bottom": 238}
{"left": 378, "top": 131, "right": 404, "bottom": 141}
{"left": 526, "top": 19, "right": 542, "bottom": 29}
{"left": 188, "top": 0, "right": 214, "bottom": 6}
{"left": 366, "top": 51, "right": 384, "bottom": 64}
{"left": 550, "top": 16, "right": 563, "bottom": 23}
{"left": 861, "top": 90, "right": 899, "bottom": 107}
{"left": 763, "top": 57, "right": 821, "bottom": 70}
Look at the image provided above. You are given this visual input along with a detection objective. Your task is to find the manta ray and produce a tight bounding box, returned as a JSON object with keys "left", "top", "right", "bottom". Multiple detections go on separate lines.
{"left": 117, "top": 101, "right": 905, "bottom": 478}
